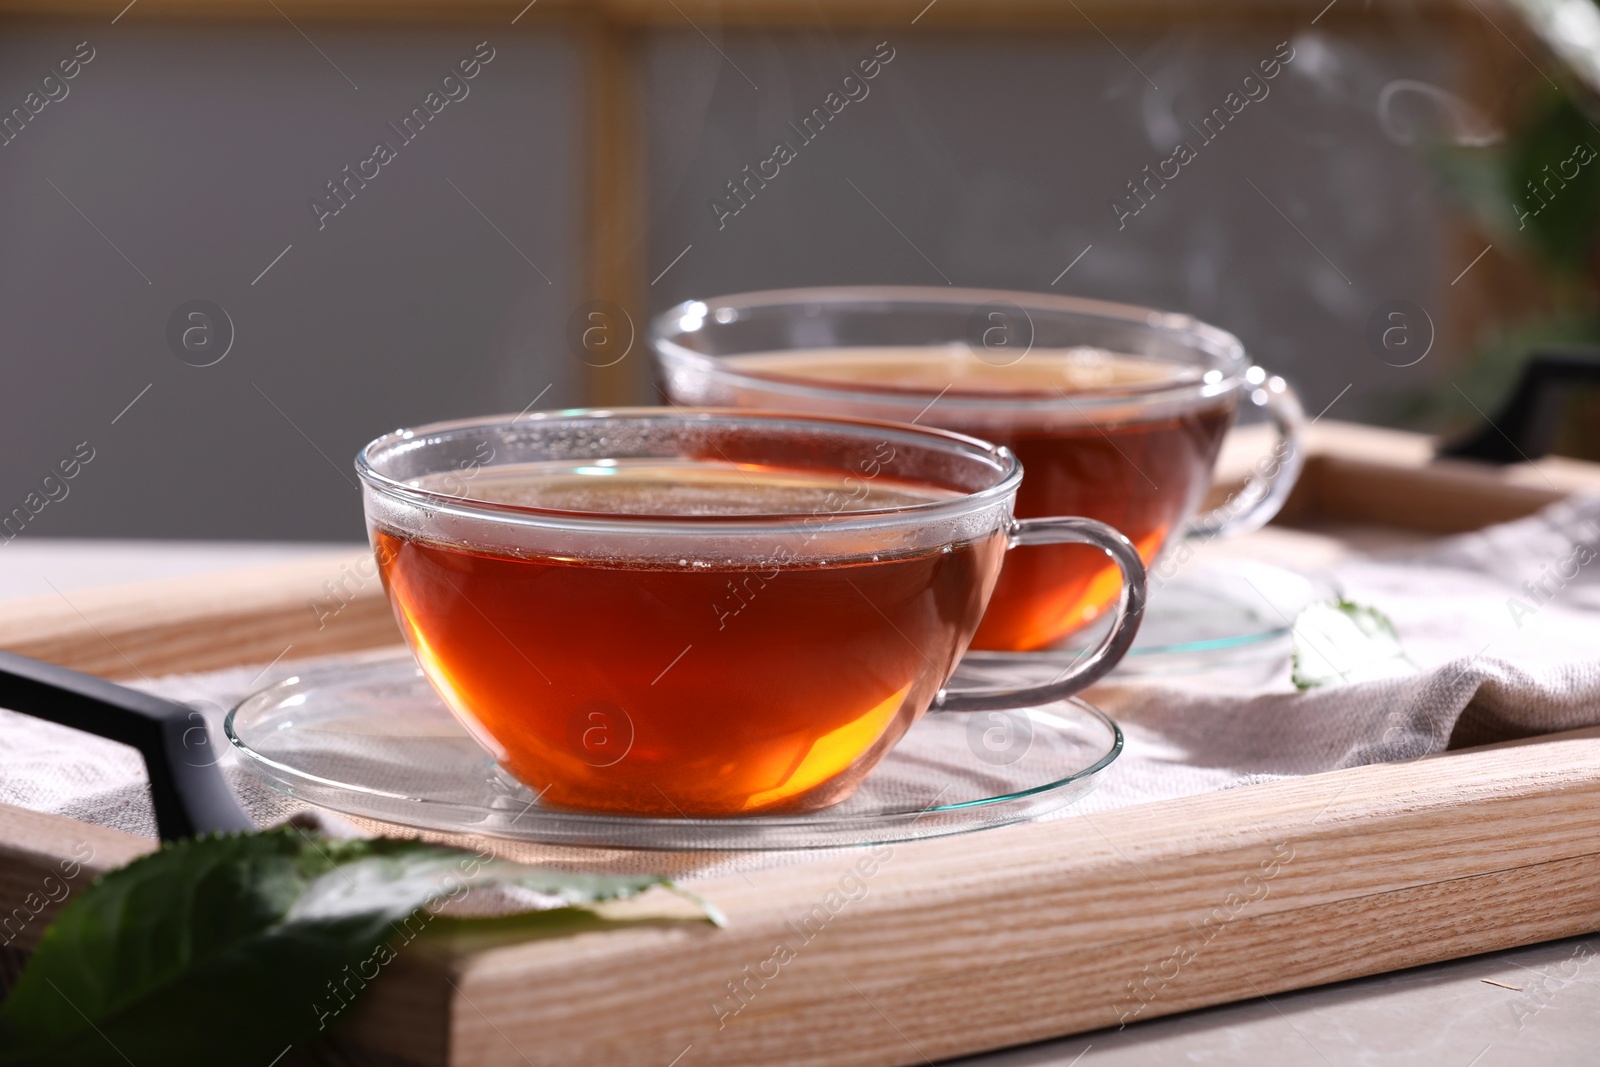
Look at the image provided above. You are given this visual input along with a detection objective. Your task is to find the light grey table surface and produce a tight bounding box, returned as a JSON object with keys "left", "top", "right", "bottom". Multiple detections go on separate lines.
{"left": 2, "top": 539, "right": 1596, "bottom": 1066}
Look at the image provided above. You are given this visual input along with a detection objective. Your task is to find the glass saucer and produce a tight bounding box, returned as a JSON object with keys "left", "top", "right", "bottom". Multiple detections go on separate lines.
{"left": 226, "top": 652, "right": 1120, "bottom": 851}
{"left": 964, "top": 558, "right": 1330, "bottom": 679}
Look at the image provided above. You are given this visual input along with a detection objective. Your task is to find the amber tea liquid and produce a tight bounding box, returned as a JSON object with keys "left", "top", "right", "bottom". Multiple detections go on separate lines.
{"left": 375, "top": 460, "right": 1005, "bottom": 816}
{"left": 724, "top": 346, "right": 1236, "bottom": 650}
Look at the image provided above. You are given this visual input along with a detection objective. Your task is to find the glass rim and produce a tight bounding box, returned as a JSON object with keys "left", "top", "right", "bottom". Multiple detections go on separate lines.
{"left": 354, "top": 406, "right": 1023, "bottom": 537}
{"left": 650, "top": 284, "right": 1250, "bottom": 412}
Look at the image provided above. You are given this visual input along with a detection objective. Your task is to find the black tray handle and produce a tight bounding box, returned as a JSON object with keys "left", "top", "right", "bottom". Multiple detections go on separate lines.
{"left": 1437, "top": 348, "right": 1600, "bottom": 463}
{"left": 0, "top": 649, "right": 254, "bottom": 841}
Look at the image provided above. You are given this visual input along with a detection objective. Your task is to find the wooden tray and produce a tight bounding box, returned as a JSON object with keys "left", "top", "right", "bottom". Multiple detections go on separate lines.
{"left": 2, "top": 420, "right": 1598, "bottom": 1066}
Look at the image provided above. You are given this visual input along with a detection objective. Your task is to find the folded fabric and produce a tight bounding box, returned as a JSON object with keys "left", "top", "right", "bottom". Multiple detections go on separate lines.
{"left": 1082, "top": 491, "right": 1600, "bottom": 813}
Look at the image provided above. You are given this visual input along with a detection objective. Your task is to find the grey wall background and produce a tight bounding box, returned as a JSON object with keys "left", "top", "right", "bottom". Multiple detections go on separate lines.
{"left": 0, "top": 17, "right": 1464, "bottom": 542}
{"left": 0, "top": 20, "right": 577, "bottom": 541}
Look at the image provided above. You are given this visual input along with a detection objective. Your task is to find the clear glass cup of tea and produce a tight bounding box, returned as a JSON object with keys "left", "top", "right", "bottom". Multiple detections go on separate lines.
{"left": 653, "top": 287, "right": 1305, "bottom": 653}
{"left": 357, "top": 408, "right": 1145, "bottom": 817}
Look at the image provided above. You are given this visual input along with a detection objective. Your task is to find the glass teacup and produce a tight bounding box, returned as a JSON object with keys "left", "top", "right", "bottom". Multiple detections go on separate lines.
{"left": 653, "top": 287, "right": 1305, "bottom": 652}
{"left": 357, "top": 408, "right": 1145, "bottom": 817}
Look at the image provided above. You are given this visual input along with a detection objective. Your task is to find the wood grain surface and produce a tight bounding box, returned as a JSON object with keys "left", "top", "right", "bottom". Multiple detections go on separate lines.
{"left": 4, "top": 729, "right": 1597, "bottom": 1065}
{"left": 389, "top": 728, "right": 1600, "bottom": 1067}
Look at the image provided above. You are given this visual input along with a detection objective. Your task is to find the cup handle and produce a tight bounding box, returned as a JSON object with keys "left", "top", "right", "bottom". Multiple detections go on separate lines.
{"left": 1184, "top": 368, "right": 1307, "bottom": 540}
{"left": 933, "top": 517, "right": 1147, "bottom": 712}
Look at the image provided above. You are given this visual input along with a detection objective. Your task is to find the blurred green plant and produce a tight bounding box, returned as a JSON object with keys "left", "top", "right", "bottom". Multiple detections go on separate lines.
{"left": 1434, "top": 86, "right": 1600, "bottom": 276}
{"left": 1410, "top": 5, "right": 1600, "bottom": 458}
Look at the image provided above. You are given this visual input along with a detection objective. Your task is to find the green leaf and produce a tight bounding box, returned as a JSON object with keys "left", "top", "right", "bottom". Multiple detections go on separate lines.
{"left": 1291, "top": 599, "right": 1415, "bottom": 690}
{"left": 0, "top": 828, "right": 687, "bottom": 1066}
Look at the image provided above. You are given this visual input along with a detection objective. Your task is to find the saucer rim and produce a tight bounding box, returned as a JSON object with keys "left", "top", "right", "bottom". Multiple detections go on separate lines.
{"left": 225, "top": 652, "right": 1123, "bottom": 849}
